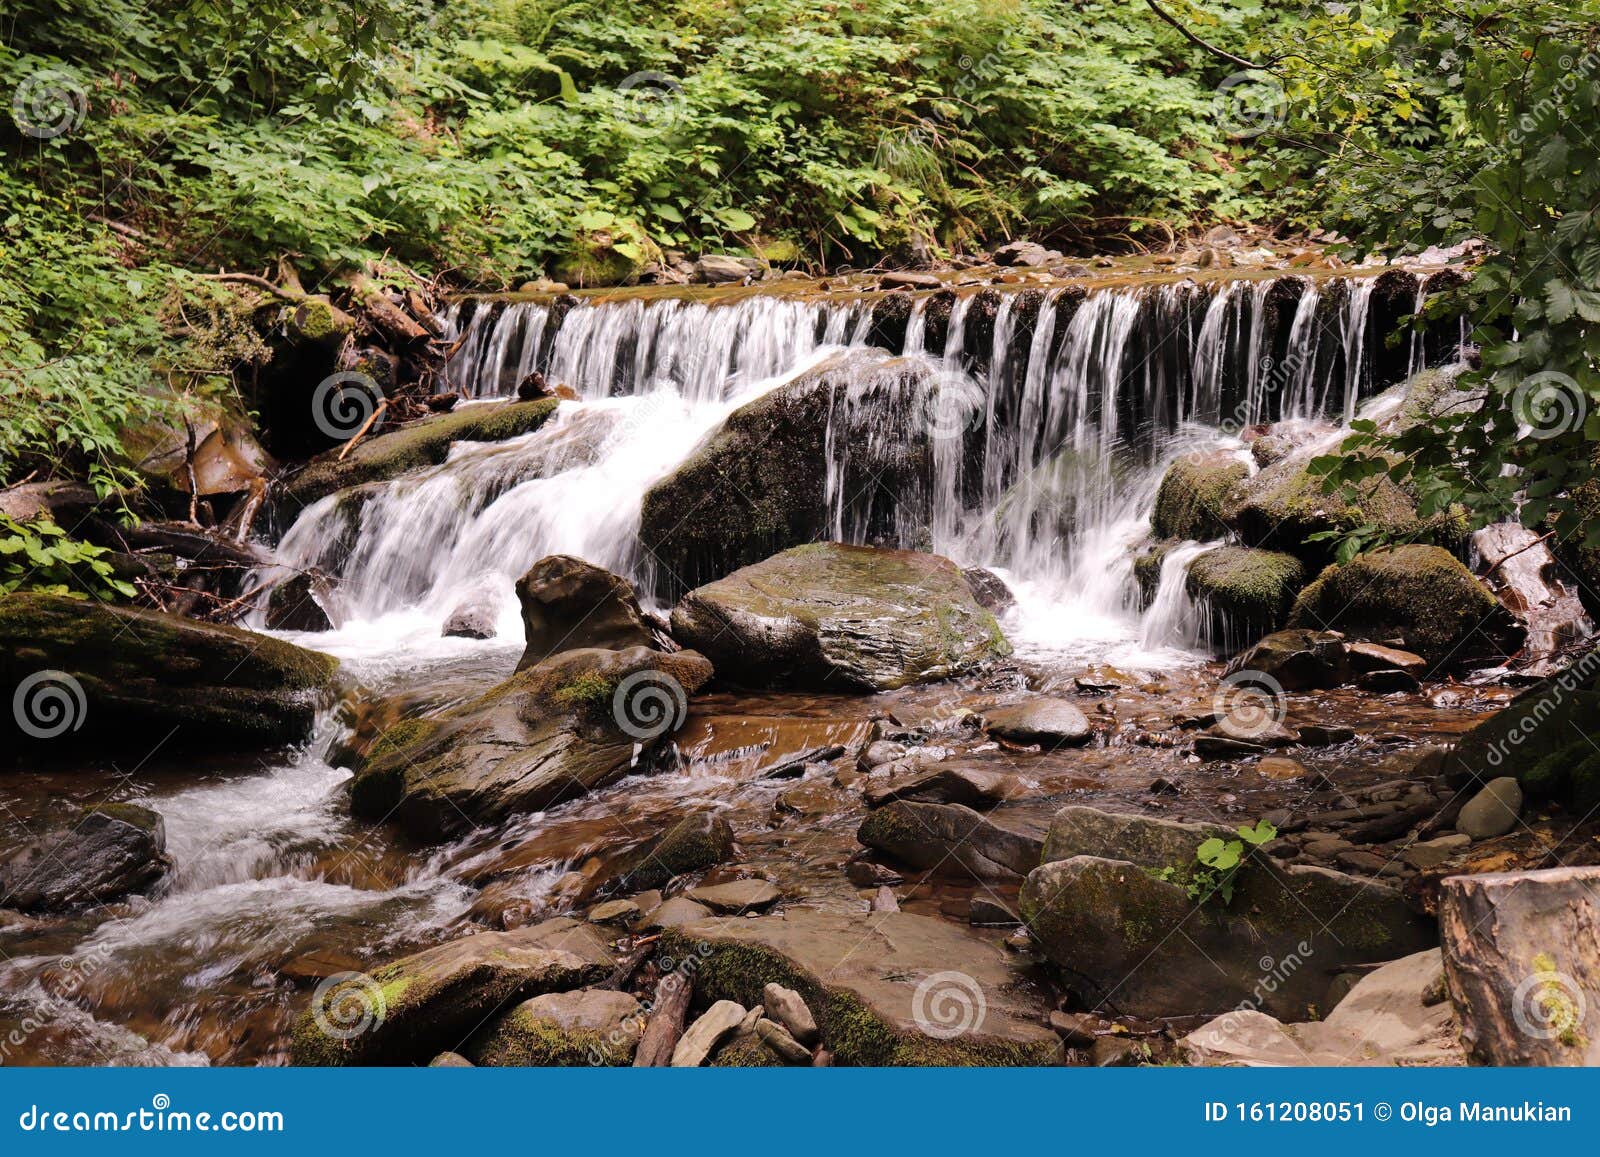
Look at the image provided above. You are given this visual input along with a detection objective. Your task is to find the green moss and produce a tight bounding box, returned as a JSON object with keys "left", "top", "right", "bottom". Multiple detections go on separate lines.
{"left": 1150, "top": 452, "right": 1246, "bottom": 540}
{"left": 284, "top": 399, "right": 559, "bottom": 508}
{"left": 708, "top": 1031, "right": 785, "bottom": 1067}
{"left": 552, "top": 671, "right": 617, "bottom": 709}
{"left": 473, "top": 1011, "right": 632, "bottom": 1067}
{"left": 1184, "top": 545, "right": 1306, "bottom": 647}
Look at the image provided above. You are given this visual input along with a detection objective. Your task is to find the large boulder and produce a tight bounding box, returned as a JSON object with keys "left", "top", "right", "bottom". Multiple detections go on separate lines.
{"left": 1184, "top": 546, "right": 1306, "bottom": 647}
{"left": 1039, "top": 806, "right": 1231, "bottom": 873}
{"left": 857, "top": 801, "right": 1044, "bottom": 880}
{"left": 0, "top": 804, "right": 171, "bottom": 912}
{"left": 1288, "top": 545, "right": 1524, "bottom": 668}
{"left": 1019, "top": 855, "right": 1437, "bottom": 1020}
{"left": 0, "top": 593, "right": 338, "bottom": 755}
{"left": 516, "top": 555, "right": 657, "bottom": 669}
{"left": 1226, "top": 628, "right": 1349, "bottom": 691}
{"left": 469, "top": 989, "right": 643, "bottom": 1066}
{"left": 347, "top": 646, "right": 713, "bottom": 841}
{"left": 670, "top": 543, "right": 1009, "bottom": 692}
{"left": 281, "top": 398, "right": 559, "bottom": 511}
{"left": 609, "top": 812, "right": 736, "bottom": 892}
{"left": 1150, "top": 451, "right": 1247, "bottom": 541}
{"left": 980, "top": 698, "right": 1092, "bottom": 747}
{"left": 1442, "top": 648, "right": 1600, "bottom": 811}
{"left": 662, "top": 909, "right": 1061, "bottom": 1065}
{"left": 639, "top": 350, "right": 951, "bottom": 597}
{"left": 290, "top": 917, "right": 614, "bottom": 1065}
{"left": 1226, "top": 453, "right": 1442, "bottom": 562}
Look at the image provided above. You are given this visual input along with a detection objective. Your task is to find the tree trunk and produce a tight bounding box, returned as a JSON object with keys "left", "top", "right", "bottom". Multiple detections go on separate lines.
{"left": 632, "top": 972, "right": 692, "bottom": 1067}
{"left": 1439, "top": 866, "right": 1600, "bottom": 1065}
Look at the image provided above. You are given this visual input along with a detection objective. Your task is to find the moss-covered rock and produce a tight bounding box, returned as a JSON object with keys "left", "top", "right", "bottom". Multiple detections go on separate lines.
{"left": 1185, "top": 545, "right": 1306, "bottom": 648}
{"left": 0, "top": 803, "right": 171, "bottom": 912}
{"left": 1132, "top": 539, "right": 1175, "bottom": 608}
{"left": 1039, "top": 806, "right": 1231, "bottom": 873}
{"left": 857, "top": 800, "right": 1044, "bottom": 879}
{"left": 550, "top": 224, "right": 662, "bottom": 288}
{"left": 609, "top": 811, "right": 735, "bottom": 892}
{"left": 662, "top": 909, "right": 1061, "bottom": 1066}
{"left": 709, "top": 1029, "right": 786, "bottom": 1067}
{"left": 347, "top": 646, "right": 714, "bottom": 841}
{"left": 290, "top": 917, "right": 615, "bottom": 1066}
{"left": 0, "top": 593, "right": 338, "bottom": 755}
{"left": 516, "top": 554, "right": 657, "bottom": 669}
{"left": 1150, "top": 451, "right": 1247, "bottom": 541}
{"left": 638, "top": 349, "right": 947, "bottom": 598}
{"left": 1287, "top": 544, "right": 1523, "bottom": 668}
{"left": 281, "top": 398, "right": 559, "bottom": 511}
{"left": 1019, "top": 855, "right": 1436, "bottom": 1020}
{"left": 469, "top": 989, "right": 643, "bottom": 1066}
{"left": 670, "top": 543, "right": 1009, "bottom": 692}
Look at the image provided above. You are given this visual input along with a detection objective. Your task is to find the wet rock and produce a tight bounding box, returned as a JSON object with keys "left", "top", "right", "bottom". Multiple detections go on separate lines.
{"left": 1345, "top": 641, "right": 1427, "bottom": 675}
{"left": 1402, "top": 834, "right": 1469, "bottom": 869}
{"left": 1020, "top": 857, "right": 1436, "bottom": 1019}
{"left": 981, "top": 698, "right": 1092, "bottom": 747}
{"left": 0, "top": 593, "right": 338, "bottom": 755}
{"left": 1150, "top": 451, "right": 1247, "bottom": 541}
{"left": 1455, "top": 777, "right": 1522, "bottom": 840}
{"left": 663, "top": 909, "right": 1061, "bottom": 1064}
{"left": 613, "top": 812, "right": 736, "bottom": 892}
{"left": 754, "top": 743, "right": 844, "bottom": 779}
{"left": 639, "top": 350, "right": 950, "bottom": 597}
{"left": 968, "top": 897, "right": 1020, "bottom": 926}
{"left": 470, "top": 989, "right": 643, "bottom": 1066}
{"left": 961, "top": 566, "right": 1016, "bottom": 613}
{"left": 263, "top": 569, "right": 335, "bottom": 632}
{"left": 762, "top": 983, "right": 820, "bottom": 1046}
{"left": 880, "top": 271, "right": 942, "bottom": 290}
{"left": 1359, "top": 668, "right": 1421, "bottom": 692}
{"left": 870, "top": 885, "right": 900, "bottom": 912}
{"left": 1040, "top": 806, "right": 1232, "bottom": 873}
{"left": 992, "top": 240, "right": 1063, "bottom": 267}
{"left": 639, "top": 896, "right": 713, "bottom": 931}
{"left": 863, "top": 765, "right": 1025, "bottom": 809}
{"left": 441, "top": 594, "right": 497, "bottom": 640}
{"left": 290, "top": 917, "right": 614, "bottom": 1065}
{"left": 587, "top": 899, "right": 640, "bottom": 926}
{"left": 515, "top": 555, "right": 657, "bottom": 668}
{"left": 1257, "top": 756, "right": 1308, "bottom": 781}
{"left": 1184, "top": 949, "right": 1462, "bottom": 1066}
{"left": 694, "top": 255, "right": 754, "bottom": 285}
{"left": 1288, "top": 545, "right": 1523, "bottom": 668}
{"left": 1334, "top": 849, "right": 1391, "bottom": 875}
{"left": 671, "top": 543, "right": 1009, "bottom": 692}
{"left": 685, "top": 879, "right": 783, "bottom": 913}
{"left": 346, "top": 646, "right": 713, "bottom": 841}
{"left": 860, "top": 740, "right": 909, "bottom": 769}
{"left": 1440, "top": 866, "right": 1600, "bottom": 1065}
{"left": 1297, "top": 724, "right": 1355, "bottom": 746}
{"left": 1227, "top": 628, "right": 1348, "bottom": 691}
{"left": 858, "top": 801, "right": 1044, "bottom": 879}
{"left": 844, "top": 860, "right": 903, "bottom": 888}
{"left": 672, "top": 1000, "right": 748, "bottom": 1066}
{"left": 1193, "top": 735, "right": 1266, "bottom": 760}
{"left": 0, "top": 804, "right": 171, "bottom": 912}
{"left": 281, "top": 399, "right": 559, "bottom": 510}
{"left": 1184, "top": 546, "right": 1307, "bottom": 646}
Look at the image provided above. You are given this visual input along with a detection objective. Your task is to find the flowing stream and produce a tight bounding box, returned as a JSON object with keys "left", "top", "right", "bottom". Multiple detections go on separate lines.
{"left": 3, "top": 267, "right": 1465, "bottom": 1066}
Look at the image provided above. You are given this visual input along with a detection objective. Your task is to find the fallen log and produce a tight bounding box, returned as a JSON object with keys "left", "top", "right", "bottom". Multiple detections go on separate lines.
{"left": 633, "top": 971, "right": 692, "bottom": 1067}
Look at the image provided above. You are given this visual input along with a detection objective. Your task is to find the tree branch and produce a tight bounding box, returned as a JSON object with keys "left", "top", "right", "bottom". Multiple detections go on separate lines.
{"left": 1145, "top": 0, "right": 1267, "bottom": 71}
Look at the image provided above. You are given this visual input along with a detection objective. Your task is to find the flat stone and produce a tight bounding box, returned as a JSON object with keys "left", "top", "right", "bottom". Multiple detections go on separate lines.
{"left": 663, "top": 909, "right": 1060, "bottom": 1064}
{"left": 863, "top": 765, "right": 1027, "bottom": 809}
{"left": 1335, "top": 849, "right": 1391, "bottom": 874}
{"left": 1346, "top": 642, "right": 1428, "bottom": 675}
{"left": 1455, "top": 777, "right": 1524, "bottom": 840}
{"left": 1040, "top": 806, "right": 1231, "bottom": 874}
{"left": 1193, "top": 736, "right": 1267, "bottom": 760}
{"left": 857, "top": 801, "right": 1045, "bottom": 880}
{"left": 587, "top": 899, "right": 640, "bottom": 925}
{"left": 762, "top": 982, "right": 820, "bottom": 1046}
{"left": 1257, "top": 756, "right": 1308, "bottom": 781}
{"left": 1360, "top": 668, "right": 1422, "bottom": 693}
{"left": 684, "top": 879, "right": 783, "bottom": 913}
{"left": 671, "top": 1000, "right": 747, "bottom": 1066}
{"left": 639, "top": 896, "right": 713, "bottom": 931}
{"left": 1402, "top": 834, "right": 1470, "bottom": 870}
{"left": 471, "top": 989, "right": 643, "bottom": 1066}
{"left": 981, "top": 698, "right": 1093, "bottom": 747}
{"left": 1297, "top": 724, "right": 1356, "bottom": 746}
{"left": 754, "top": 1017, "right": 812, "bottom": 1063}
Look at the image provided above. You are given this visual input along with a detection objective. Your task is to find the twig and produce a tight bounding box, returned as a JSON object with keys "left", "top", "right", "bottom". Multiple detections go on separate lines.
{"left": 1482, "top": 529, "right": 1555, "bottom": 578}
{"left": 1144, "top": 0, "right": 1268, "bottom": 71}
{"left": 336, "top": 398, "right": 388, "bottom": 461}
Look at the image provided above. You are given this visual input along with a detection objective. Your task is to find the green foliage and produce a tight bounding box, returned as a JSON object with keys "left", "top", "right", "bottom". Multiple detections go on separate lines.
{"left": 1274, "top": 2, "right": 1600, "bottom": 556}
{"left": 0, "top": 514, "right": 135, "bottom": 600}
{"left": 1152, "top": 819, "right": 1277, "bottom": 906}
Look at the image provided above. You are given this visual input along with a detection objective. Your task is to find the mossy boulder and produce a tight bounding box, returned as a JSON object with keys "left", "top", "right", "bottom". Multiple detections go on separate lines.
{"left": 662, "top": 909, "right": 1062, "bottom": 1065}
{"left": 1150, "top": 451, "right": 1247, "bottom": 541}
{"left": 1227, "top": 628, "right": 1350, "bottom": 691}
{"left": 1443, "top": 649, "right": 1600, "bottom": 812}
{"left": 1019, "top": 855, "right": 1436, "bottom": 1020}
{"left": 280, "top": 398, "right": 559, "bottom": 511}
{"left": 638, "top": 349, "right": 947, "bottom": 598}
{"left": 0, "top": 593, "right": 338, "bottom": 755}
{"left": 347, "top": 646, "right": 714, "bottom": 841}
{"left": 1185, "top": 546, "right": 1306, "bottom": 648}
{"left": 670, "top": 543, "right": 1009, "bottom": 692}
{"left": 609, "top": 811, "right": 736, "bottom": 892}
{"left": 516, "top": 555, "right": 657, "bottom": 669}
{"left": 0, "top": 803, "right": 171, "bottom": 912}
{"left": 551, "top": 224, "right": 663, "bottom": 288}
{"left": 1287, "top": 544, "right": 1523, "bottom": 668}
{"left": 290, "top": 917, "right": 615, "bottom": 1065}
{"left": 857, "top": 800, "right": 1045, "bottom": 880}
{"left": 469, "top": 989, "right": 643, "bottom": 1066}
{"left": 1039, "top": 806, "right": 1232, "bottom": 874}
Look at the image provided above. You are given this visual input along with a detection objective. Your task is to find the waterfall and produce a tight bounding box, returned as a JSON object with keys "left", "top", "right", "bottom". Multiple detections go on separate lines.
{"left": 271, "top": 272, "right": 1438, "bottom": 664}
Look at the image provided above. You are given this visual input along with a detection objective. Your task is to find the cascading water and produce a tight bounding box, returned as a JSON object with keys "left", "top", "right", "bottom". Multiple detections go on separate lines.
{"left": 274, "top": 271, "right": 1441, "bottom": 665}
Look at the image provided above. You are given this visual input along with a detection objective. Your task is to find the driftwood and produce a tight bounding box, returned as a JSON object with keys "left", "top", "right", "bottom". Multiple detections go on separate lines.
{"left": 1439, "top": 866, "right": 1600, "bottom": 1065}
{"left": 632, "top": 972, "right": 692, "bottom": 1067}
